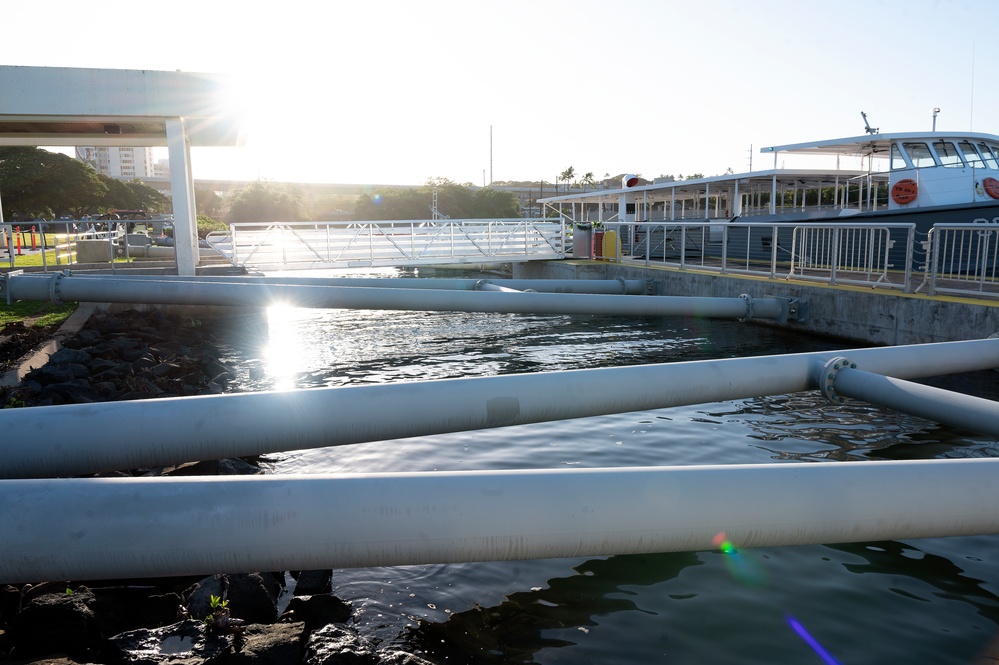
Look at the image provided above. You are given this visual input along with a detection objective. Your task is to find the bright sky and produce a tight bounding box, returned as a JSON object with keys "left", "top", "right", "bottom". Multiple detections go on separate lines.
{"left": 5, "top": 0, "right": 996, "bottom": 186}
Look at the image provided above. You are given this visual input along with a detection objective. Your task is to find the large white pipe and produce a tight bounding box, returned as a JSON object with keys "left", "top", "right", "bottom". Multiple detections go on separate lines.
{"left": 830, "top": 366, "right": 999, "bottom": 437}
{"left": 2, "top": 340, "right": 997, "bottom": 479}
{"left": 3, "top": 459, "right": 999, "bottom": 583}
{"left": 58, "top": 274, "right": 650, "bottom": 295}
{"left": 2, "top": 273, "right": 774, "bottom": 319}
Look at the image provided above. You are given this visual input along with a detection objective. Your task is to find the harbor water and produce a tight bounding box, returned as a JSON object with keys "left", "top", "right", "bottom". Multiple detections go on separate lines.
{"left": 218, "top": 269, "right": 999, "bottom": 664}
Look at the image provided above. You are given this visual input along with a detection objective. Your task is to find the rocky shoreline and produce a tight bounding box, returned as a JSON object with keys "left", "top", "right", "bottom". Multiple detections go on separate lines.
{"left": 0, "top": 309, "right": 436, "bottom": 664}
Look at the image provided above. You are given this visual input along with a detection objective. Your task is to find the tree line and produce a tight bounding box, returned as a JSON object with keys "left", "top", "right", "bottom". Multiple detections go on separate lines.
{"left": 0, "top": 147, "right": 170, "bottom": 221}
{"left": 0, "top": 148, "right": 524, "bottom": 226}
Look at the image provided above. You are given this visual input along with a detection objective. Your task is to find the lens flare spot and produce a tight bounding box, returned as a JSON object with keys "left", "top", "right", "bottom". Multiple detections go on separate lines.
{"left": 713, "top": 532, "right": 768, "bottom": 588}
{"left": 712, "top": 531, "right": 736, "bottom": 553}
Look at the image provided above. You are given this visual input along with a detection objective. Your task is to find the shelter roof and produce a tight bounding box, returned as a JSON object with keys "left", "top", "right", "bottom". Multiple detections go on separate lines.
{"left": 0, "top": 66, "right": 244, "bottom": 147}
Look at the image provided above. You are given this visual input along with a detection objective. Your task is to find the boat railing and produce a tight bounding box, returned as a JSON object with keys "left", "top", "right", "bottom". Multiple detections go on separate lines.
{"left": 918, "top": 220, "right": 999, "bottom": 298}
{"left": 622, "top": 220, "right": 917, "bottom": 291}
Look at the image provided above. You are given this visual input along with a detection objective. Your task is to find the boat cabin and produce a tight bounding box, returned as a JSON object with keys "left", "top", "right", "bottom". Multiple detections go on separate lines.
{"left": 539, "top": 131, "right": 999, "bottom": 227}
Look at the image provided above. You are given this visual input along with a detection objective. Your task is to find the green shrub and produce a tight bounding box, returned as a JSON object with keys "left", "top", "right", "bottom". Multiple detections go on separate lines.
{"left": 197, "top": 214, "right": 228, "bottom": 239}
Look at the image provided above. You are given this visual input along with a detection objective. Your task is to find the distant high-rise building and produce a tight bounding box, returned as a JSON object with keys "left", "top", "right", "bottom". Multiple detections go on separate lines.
{"left": 75, "top": 146, "right": 155, "bottom": 179}
{"left": 153, "top": 158, "right": 170, "bottom": 179}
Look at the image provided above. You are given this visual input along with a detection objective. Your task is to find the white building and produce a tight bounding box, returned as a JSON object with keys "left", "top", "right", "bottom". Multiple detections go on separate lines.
{"left": 75, "top": 146, "right": 155, "bottom": 179}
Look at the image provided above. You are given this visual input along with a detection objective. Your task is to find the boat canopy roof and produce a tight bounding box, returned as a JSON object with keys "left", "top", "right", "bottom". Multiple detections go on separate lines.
{"left": 539, "top": 131, "right": 999, "bottom": 205}
{"left": 761, "top": 131, "right": 999, "bottom": 158}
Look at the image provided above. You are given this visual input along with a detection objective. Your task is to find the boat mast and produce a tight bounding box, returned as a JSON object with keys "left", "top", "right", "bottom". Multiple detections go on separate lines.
{"left": 861, "top": 111, "right": 879, "bottom": 135}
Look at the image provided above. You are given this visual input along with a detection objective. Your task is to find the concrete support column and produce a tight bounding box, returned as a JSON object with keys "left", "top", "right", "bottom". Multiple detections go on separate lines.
{"left": 166, "top": 117, "right": 199, "bottom": 276}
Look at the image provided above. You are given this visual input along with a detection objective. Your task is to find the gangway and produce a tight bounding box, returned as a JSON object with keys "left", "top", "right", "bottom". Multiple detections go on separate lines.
{"left": 205, "top": 218, "right": 566, "bottom": 270}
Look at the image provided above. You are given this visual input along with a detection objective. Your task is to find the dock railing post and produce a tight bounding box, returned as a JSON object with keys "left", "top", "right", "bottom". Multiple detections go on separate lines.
{"left": 903, "top": 224, "right": 914, "bottom": 294}
{"left": 929, "top": 228, "right": 940, "bottom": 296}
{"left": 829, "top": 226, "right": 840, "bottom": 286}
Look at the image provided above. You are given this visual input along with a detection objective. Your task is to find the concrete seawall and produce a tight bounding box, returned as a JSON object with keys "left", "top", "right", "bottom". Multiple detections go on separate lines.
{"left": 513, "top": 260, "right": 999, "bottom": 346}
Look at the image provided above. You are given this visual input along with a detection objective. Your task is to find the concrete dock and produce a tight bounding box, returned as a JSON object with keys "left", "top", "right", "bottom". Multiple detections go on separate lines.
{"left": 514, "top": 259, "right": 999, "bottom": 347}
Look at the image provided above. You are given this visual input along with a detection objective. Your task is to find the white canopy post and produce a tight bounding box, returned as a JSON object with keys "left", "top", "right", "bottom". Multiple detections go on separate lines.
{"left": 166, "top": 117, "right": 199, "bottom": 275}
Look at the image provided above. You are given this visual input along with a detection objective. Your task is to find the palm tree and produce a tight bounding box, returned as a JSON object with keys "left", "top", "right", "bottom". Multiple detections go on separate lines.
{"left": 580, "top": 172, "right": 596, "bottom": 191}
{"left": 559, "top": 166, "right": 576, "bottom": 194}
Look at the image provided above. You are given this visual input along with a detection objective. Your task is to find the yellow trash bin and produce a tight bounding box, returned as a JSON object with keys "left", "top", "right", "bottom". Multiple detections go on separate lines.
{"left": 601, "top": 229, "right": 621, "bottom": 260}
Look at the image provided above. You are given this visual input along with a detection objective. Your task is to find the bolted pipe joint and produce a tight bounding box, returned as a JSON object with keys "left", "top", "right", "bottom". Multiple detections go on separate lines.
{"left": 819, "top": 356, "right": 857, "bottom": 404}
{"left": 738, "top": 294, "right": 754, "bottom": 322}
{"left": 48, "top": 271, "right": 66, "bottom": 306}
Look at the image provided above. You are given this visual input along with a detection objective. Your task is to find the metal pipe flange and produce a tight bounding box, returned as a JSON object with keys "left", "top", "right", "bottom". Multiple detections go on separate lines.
{"left": 739, "top": 294, "right": 753, "bottom": 322}
{"left": 820, "top": 356, "right": 856, "bottom": 404}
{"left": 48, "top": 271, "right": 65, "bottom": 306}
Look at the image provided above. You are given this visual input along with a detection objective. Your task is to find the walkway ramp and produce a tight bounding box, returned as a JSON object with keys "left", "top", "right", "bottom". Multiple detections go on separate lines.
{"left": 206, "top": 218, "right": 566, "bottom": 270}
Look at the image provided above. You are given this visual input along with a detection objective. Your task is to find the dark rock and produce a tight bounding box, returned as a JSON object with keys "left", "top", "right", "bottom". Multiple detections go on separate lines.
{"left": 182, "top": 576, "right": 225, "bottom": 621}
{"left": 0, "top": 584, "right": 20, "bottom": 622}
{"left": 65, "top": 362, "right": 92, "bottom": 379}
{"left": 303, "top": 624, "right": 379, "bottom": 665}
{"left": 7, "top": 587, "right": 103, "bottom": 658}
{"left": 92, "top": 315, "right": 127, "bottom": 334}
{"left": 88, "top": 357, "right": 125, "bottom": 376}
{"left": 203, "top": 360, "right": 231, "bottom": 379}
{"left": 162, "top": 460, "right": 221, "bottom": 476}
{"left": 205, "top": 381, "right": 226, "bottom": 394}
{"left": 218, "top": 458, "right": 263, "bottom": 475}
{"left": 162, "top": 459, "right": 260, "bottom": 476}
{"left": 217, "top": 622, "right": 305, "bottom": 665}
{"left": 226, "top": 574, "right": 281, "bottom": 625}
{"left": 130, "top": 353, "right": 158, "bottom": 370}
{"left": 48, "top": 347, "right": 92, "bottom": 365}
{"left": 282, "top": 594, "right": 351, "bottom": 630}
{"left": 134, "top": 330, "right": 167, "bottom": 345}
{"left": 184, "top": 574, "right": 279, "bottom": 626}
{"left": 63, "top": 328, "right": 101, "bottom": 347}
{"left": 293, "top": 570, "right": 333, "bottom": 596}
{"left": 26, "top": 363, "right": 77, "bottom": 385}
{"left": 77, "top": 328, "right": 102, "bottom": 345}
{"left": 109, "top": 619, "right": 233, "bottom": 665}
{"left": 36, "top": 378, "right": 104, "bottom": 403}
{"left": 379, "top": 651, "right": 437, "bottom": 665}
{"left": 144, "top": 592, "right": 187, "bottom": 627}
{"left": 106, "top": 336, "right": 140, "bottom": 355}
{"left": 150, "top": 362, "right": 183, "bottom": 378}
{"left": 88, "top": 587, "right": 180, "bottom": 638}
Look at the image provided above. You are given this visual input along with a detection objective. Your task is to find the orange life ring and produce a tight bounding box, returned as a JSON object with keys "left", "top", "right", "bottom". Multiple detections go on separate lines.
{"left": 983, "top": 177, "right": 999, "bottom": 200}
{"left": 891, "top": 178, "right": 918, "bottom": 205}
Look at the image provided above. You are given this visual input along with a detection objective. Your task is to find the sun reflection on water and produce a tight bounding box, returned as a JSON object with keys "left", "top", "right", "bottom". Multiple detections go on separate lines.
{"left": 263, "top": 303, "right": 310, "bottom": 391}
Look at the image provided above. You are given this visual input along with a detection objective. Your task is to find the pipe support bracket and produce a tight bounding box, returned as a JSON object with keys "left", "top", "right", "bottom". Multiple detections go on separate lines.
{"left": 0, "top": 270, "right": 21, "bottom": 305}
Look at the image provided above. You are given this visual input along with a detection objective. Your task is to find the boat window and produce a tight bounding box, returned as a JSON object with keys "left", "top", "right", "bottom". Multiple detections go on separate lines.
{"left": 979, "top": 142, "right": 999, "bottom": 170}
{"left": 958, "top": 141, "right": 984, "bottom": 168}
{"left": 890, "top": 144, "right": 908, "bottom": 170}
{"left": 932, "top": 141, "right": 964, "bottom": 167}
{"left": 903, "top": 142, "right": 936, "bottom": 168}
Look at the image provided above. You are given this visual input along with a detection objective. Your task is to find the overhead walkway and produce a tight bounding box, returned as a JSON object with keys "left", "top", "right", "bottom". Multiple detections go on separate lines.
{"left": 204, "top": 218, "right": 567, "bottom": 270}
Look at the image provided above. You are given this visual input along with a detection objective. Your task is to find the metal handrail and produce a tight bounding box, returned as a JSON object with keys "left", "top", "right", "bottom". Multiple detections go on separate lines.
{"left": 207, "top": 219, "right": 566, "bottom": 270}
{"left": 621, "top": 220, "right": 917, "bottom": 292}
{"left": 921, "top": 221, "right": 999, "bottom": 298}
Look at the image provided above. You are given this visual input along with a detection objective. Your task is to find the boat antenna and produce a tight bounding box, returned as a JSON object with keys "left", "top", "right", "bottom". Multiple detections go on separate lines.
{"left": 861, "top": 112, "right": 879, "bottom": 135}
